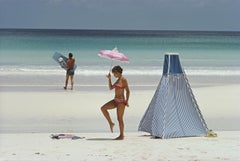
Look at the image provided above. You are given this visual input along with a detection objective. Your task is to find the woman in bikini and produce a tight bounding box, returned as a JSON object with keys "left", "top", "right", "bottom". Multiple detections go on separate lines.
{"left": 101, "top": 65, "right": 130, "bottom": 140}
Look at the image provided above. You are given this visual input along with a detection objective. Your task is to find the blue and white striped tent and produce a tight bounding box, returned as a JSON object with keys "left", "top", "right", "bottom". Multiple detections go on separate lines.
{"left": 138, "top": 53, "right": 208, "bottom": 139}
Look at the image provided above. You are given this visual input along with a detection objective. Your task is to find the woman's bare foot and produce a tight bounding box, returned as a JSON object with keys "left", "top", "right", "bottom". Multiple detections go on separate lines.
{"left": 110, "top": 123, "right": 115, "bottom": 133}
{"left": 115, "top": 135, "right": 124, "bottom": 140}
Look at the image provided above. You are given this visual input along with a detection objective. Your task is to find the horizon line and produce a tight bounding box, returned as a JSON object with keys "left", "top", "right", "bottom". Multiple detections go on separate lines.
{"left": 0, "top": 27, "right": 240, "bottom": 33}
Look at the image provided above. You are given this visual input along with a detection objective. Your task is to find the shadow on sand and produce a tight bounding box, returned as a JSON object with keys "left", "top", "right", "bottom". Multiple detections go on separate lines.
{"left": 86, "top": 138, "right": 115, "bottom": 141}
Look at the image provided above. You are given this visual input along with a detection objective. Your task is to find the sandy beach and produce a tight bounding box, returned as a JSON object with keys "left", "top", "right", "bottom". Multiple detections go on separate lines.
{"left": 0, "top": 83, "right": 240, "bottom": 132}
{"left": 0, "top": 82, "right": 240, "bottom": 160}
{"left": 0, "top": 131, "right": 240, "bottom": 161}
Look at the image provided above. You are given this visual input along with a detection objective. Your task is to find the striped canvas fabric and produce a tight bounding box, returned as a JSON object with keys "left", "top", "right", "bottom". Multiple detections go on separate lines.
{"left": 138, "top": 53, "right": 208, "bottom": 139}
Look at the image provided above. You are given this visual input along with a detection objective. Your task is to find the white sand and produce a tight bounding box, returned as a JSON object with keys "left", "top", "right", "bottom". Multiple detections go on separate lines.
{"left": 0, "top": 84, "right": 240, "bottom": 160}
{"left": 0, "top": 84, "right": 239, "bottom": 132}
{"left": 0, "top": 132, "right": 239, "bottom": 161}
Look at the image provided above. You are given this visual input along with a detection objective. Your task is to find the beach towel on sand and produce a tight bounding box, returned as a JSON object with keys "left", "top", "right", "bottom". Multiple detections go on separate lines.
{"left": 51, "top": 134, "right": 84, "bottom": 140}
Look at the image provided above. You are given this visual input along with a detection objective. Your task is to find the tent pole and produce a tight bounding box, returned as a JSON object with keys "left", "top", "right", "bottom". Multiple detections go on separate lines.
{"left": 168, "top": 54, "right": 170, "bottom": 75}
{"left": 163, "top": 54, "right": 171, "bottom": 139}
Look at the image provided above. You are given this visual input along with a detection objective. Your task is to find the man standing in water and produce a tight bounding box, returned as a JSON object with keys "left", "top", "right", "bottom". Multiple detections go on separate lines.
{"left": 64, "top": 53, "right": 75, "bottom": 90}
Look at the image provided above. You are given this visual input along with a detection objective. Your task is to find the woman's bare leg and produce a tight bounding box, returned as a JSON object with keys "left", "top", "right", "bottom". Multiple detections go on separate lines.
{"left": 101, "top": 100, "right": 116, "bottom": 132}
{"left": 115, "top": 104, "right": 125, "bottom": 140}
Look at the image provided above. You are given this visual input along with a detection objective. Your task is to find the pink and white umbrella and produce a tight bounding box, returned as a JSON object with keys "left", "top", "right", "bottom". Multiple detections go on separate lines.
{"left": 98, "top": 47, "right": 129, "bottom": 70}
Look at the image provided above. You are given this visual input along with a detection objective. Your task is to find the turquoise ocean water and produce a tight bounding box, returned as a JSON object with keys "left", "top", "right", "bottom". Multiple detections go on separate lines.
{"left": 0, "top": 29, "right": 240, "bottom": 77}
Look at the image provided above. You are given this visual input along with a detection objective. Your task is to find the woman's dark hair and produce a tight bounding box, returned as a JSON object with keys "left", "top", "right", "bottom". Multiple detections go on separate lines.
{"left": 69, "top": 53, "right": 73, "bottom": 58}
{"left": 112, "top": 65, "right": 123, "bottom": 74}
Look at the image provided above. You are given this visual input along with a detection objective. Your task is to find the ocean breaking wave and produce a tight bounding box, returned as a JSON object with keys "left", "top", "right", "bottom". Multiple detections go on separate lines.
{"left": 1, "top": 65, "right": 240, "bottom": 76}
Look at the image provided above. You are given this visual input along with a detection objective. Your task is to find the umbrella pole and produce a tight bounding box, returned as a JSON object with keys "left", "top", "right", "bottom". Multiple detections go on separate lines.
{"left": 109, "top": 59, "right": 113, "bottom": 72}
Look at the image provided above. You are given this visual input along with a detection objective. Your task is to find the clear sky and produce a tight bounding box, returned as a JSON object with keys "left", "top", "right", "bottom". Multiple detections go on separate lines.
{"left": 0, "top": 0, "right": 240, "bottom": 31}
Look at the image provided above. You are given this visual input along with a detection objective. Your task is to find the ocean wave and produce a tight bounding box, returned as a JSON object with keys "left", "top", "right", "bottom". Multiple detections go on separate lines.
{"left": 0, "top": 66, "right": 240, "bottom": 76}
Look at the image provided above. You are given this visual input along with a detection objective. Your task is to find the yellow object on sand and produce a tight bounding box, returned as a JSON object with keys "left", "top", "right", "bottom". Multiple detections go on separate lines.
{"left": 206, "top": 130, "right": 217, "bottom": 137}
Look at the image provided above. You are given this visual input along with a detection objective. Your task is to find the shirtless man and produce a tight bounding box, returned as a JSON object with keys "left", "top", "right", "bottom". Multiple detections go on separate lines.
{"left": 64, "top": 53, "right": 75, "bottom": 90}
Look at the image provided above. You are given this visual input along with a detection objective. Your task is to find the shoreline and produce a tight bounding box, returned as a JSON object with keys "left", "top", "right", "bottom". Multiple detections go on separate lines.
{"left": 1, "top": 74, "right": 240, "bottom": 92}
